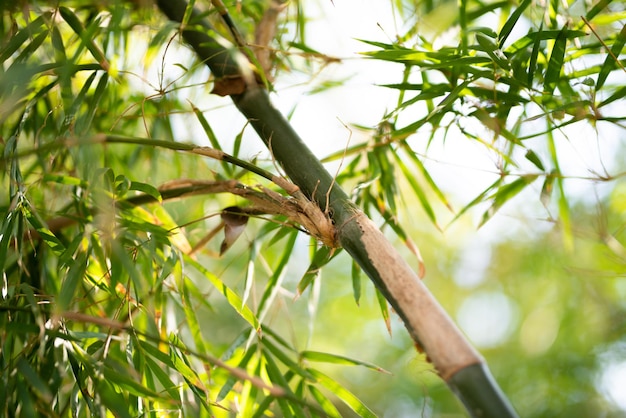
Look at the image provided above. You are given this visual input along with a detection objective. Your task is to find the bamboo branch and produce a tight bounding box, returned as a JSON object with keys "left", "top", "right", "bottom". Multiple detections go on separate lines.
{"left": 155, "top": 1, "right": 519, "bottom": 416}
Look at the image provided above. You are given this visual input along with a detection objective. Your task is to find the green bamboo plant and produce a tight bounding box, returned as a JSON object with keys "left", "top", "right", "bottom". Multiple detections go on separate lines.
{"left": 155, "top": 0, "right": 518, "bottom": 416}
{"left": 2, "top": 0, "right": 624, "bottom": 416}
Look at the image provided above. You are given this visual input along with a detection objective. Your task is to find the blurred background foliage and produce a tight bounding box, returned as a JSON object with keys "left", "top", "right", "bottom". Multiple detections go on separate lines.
{"left": 1, "top": 0, "right": 625, "bottom": 417}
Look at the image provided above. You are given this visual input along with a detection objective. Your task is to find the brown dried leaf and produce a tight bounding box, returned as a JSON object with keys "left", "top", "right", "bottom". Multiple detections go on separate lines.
{"left": 212, "top": 76, "right": 247, "bottom": 96}
{"left": 220, "top": 206, "right": 249, "bottom": 254}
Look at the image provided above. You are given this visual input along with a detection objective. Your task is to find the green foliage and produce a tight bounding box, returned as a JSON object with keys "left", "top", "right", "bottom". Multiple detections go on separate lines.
{"left": 1, "top": 0, "right": 625, "bottom": 417}
{"left": 0, "top": 2, "right": 379, "bottom": 416}
{"left": 344, "top": 0, "right": 626, "bottom": 242}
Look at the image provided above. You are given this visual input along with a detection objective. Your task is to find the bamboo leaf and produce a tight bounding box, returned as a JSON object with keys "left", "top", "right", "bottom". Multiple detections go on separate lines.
{"left": 596, "top": 23, "right": 626, "bottom": 90}
{"left": 376, "top": 288, "right": 392, "bottom": 336}
{"left": 351, "top": 261, "right": 362, "bottom": 306}
{"left": 262, "top": 338, "right": 312, "bottom": 379}
{"left": 301, "top": 351, "right": 390, "bottom": 373}
{"left": 498, "top": 0, "right": 532, "bottom": 47}
{"left": 130, "top": 181, "right": 162, "bottom": 202}
{"left": 168, "top": 335, "right": 207, "bottom": 392}
{"left": 544, "top": 26, "right": 568, "bottom": 94}
{"left": 59, "top": 7, "right": 110, "bottom": 71}
{"left": 184, "top": 255, "right": 261, "bottom": 331}
{"left": 144, "top": 355, "right": 181, "bottom": 400}
{"left": 101, "top": 360, "right": 163, "bottom": 399}
{"left": 585, "top": 0, "right": 611, "bottom": 21}
{"left": 308, "top": 369, "right": 378, "bottom": 418}
{"left": 17, "top": 357, "right": 53, "bottom": 403}
{"left": 58, "top": 251, "right": 88, "bottom": 312}
{"left": 23, "top": 205, "right": 65, "bottom": 255}
{"left": 540, "top": 171, "right": 556, "bottom": 206}
{"left": 296, "top": 245, "right": 335, "bottom": 297}
{"left": 308, "top": 385, "right": 341, "bottom": 418}
{"left": 256, "top": 230, "right": 298, "bottom": 320}
{"left": 600, "top": 85, "right": 626, "bottom": 107}
{"left": 528, "top": 22, "right": 544, "bottom": 86}
{"left": 525, "top": 149, "right": 545, "bottom": 171}
{"left": 0, "top": 15, "right": 47, "bottom": 63}
{"left": 479, "top": 175, "right": 538, "bottom": 227}
{"left": 476, "top": 33, "right": 511, "bottom": 69}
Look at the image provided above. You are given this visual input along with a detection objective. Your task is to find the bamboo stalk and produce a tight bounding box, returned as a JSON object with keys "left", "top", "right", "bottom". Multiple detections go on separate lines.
{"left": 156, "top": 1, "right": 519, "bottom": 416}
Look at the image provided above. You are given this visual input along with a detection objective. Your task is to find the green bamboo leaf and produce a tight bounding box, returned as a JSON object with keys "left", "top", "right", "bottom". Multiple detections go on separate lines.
{"left": 24, "top": 208, "right": 65, "bottom": 255}
{"left": 376, "top": 288, "right": 392, "bottom": 336}
{"left": 263, "top": 353, "right": 305, "bottom": 416}
{"left": 129, "top": 181, "right": 162, "bottom": 203}
{"left": 101, "top": 361, "right": 162, "bottom": 399}
{"left": 479, "top": 175, "right": 538, "bottom": 227}
{"left": 78, "top": 72, "right": 109, "bottom": 134}
{"left": 262, "top": 338, "right": 312, "bottom": 379}
{"left": 476, "top": 33, "right": 511, "bottom": 69}
{"left": 528, "top": 23, "right": 544, "bottom": 86}
{"left": 17, "top": 357, "right": 53, "bottom": 404}
{"left": 498, "top": 0, "right": 532, "bottom": 47}
{"left": 596, "top": 24, "right": 626, "bottom": 90}
{"left": 191, "top": 102, "right": 223, "bottom": 151}
{"left": 256, "top": 230, "right": 298, "bottom": 319}
{"left": 540, "top": 171, "right": 556, "bottom": 207}
{"left": 58, "top": 251, "right": 88, "bottom": 312}
{"left": 233, "top": 122, "right": 247, "bottom": 158}
{"left": 180, "top": 279, "right": 209, "bottom": 355}
{"left": 392, "top": 150, "right": 437, "bottom": 225}
{"left": 351, "top": 261, "right": 362, "bottom": 306}
{"left": 301, "top": 351, "right": 390, "bottom": 373}
{"left": 0, "top": 14, "right": 47, "bottom": 63}
{"left": 138, "top": 340, "right": 175, "bottom": 368}
{"left": 59, "top": 6, "right": 110, "bottom": 71}
{"left": 402, "top": 142, "right": 453, "bottom": 209}
{"left": 217, "top": 341, "right": 256, "bottom": 401}
{"left": 169, "top": 335, "right": 207, "bottom": 391}
{"left": 308, "top": 369, "right": 378, "bottom": 418}
{"left": 144, "top": 357, "right": 180, "bottom": 403}
{"left": 184, "top": 255, "right": 261, "bottom": 331}
{"left": 0, "top": 210, "right": 17, "bottom": 274}
{"left": 544, "top": 26, "right": 568, "bottom": 94}
{"left": 449, "top": 178, "right": 503, "bottom": 225}
{"left": 308, "top": 385, "right": 341, "bottom": 418}
{"left": 506, "top": 29, "right": 586, "bottom": 55}
{"left": 525, "top": 149, "right": 545, "bottom": 171}
{"left": 467, "top": 1, "right": 509, "bottom": 22}
{"left": 296, "top": 245, "right": 335, "bottom": 297}
{"left": 599, "top": 85, "right": 626, "bottom": 107}
{"left": 585, "top": 0, "right": 611, "bottom": 21}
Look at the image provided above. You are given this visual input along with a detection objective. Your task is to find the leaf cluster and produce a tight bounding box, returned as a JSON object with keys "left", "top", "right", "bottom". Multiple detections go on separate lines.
{"left": 0, "top": 1, "right": 384, "bottom": 416}
{"left": 329, "top": 0, "right": 625, "bottom": 247}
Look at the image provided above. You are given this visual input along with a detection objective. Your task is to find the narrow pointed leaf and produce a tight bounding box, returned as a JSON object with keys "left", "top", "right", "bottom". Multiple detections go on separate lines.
{"left": 59, "top": 7, "right": 110, "bottom": 71}
{"left": 296, "top": 245, "right": 335, "bottom": 297}
{"left": 544, "top": 26, "right": 568, "bottom": 94}
{"left": 479, "top": 175, "right": 538, "bottom": 227}
{"left": 308, "top": 385, "right": 341, "bottom": 418}
{"left": 301, "top": 351, "right": 390, "bottom": 373}
{"left": 596, "top": 23, "right": 626, "bottom": 90}
{"left": 184, "top": 255, "right": 261, "bottom": 331}
{"left": 376, "top": 288, "right": 392, "bottom": 336}
{"left": 351, "top": 261, "right": 362, "bottom": 305}
{"left": 498, "top": 0, "right": 532, "bottom": 47}
{"left": 308, "top": 369, "right": 378, "bottom": 418}
{"left": 525, "top": 149, "right": 545, "bottom": 171}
